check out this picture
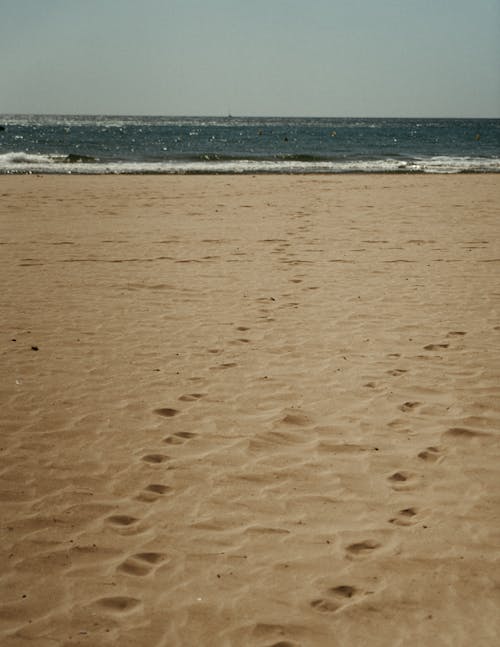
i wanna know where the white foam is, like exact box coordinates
[0,152,498,175]
[0,152,56,165]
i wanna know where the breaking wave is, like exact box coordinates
[0,150,499,174]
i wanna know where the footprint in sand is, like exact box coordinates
[178,393,205,402]
[144,483,171,494]
[135,483,172,502]
[95,596,141,613]
[310,584,365,613]
[252,623,296,645]
[346,540,381,557]
[443,427,490,440]
[387,470,419,490]
[329,585,357,598]
[423,343,449,351]
[399,401,421,412]
[417,446,443,462]
[210,362,238,370]
[280,409,312,426]
[164,431,198,445]
[141,453,170,464]
[245,525,290,536]
[106,514,139,527]
[389,507,418,526]
[387,369,408,376]
[117,552,167,576]
[154,407,180,417]
[106,514,145,535]
[310,598,340,613]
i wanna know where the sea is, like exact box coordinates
[0,114,499,175]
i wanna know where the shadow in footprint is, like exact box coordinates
[444,427,489,439]
[310,585,361,614]
[141,454,170,464]
[280,411,312,426]
[346,540,380,556]
[423,344,449,351]
[399,401,421,412]
[178,393,205,402]
[118,560,150,576]
[164,431,198,445]
[387,471,418,490]
[418,446,442,462]
[388,471,409,482]
[95,596,141,613]
[154,408,180,417]
[136,484,172,502]
[389,507,418,526]
[107,515,139,527]
[145,484,171,494]
[328,585,357,599]
[118,552,167,576]
[310,598,339,613]
[210,362,238,370]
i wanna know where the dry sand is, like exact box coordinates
[1,174,499,647]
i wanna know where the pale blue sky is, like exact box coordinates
[1,0,499,117]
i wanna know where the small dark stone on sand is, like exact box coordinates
[31,346,39,351]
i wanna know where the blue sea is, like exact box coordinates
[0,114,499,174]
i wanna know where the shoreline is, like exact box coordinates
[2,170,500,175]
[1,170,499,182]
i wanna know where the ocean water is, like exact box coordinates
[0,114,499,174]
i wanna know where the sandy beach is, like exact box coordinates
[1,173,499,647]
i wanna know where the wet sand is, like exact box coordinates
[1,174,499,646]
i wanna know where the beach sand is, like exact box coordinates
[1,174,499,647]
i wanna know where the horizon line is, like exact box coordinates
[1,112,499,120]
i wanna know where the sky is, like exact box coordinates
[1,0,499,117]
